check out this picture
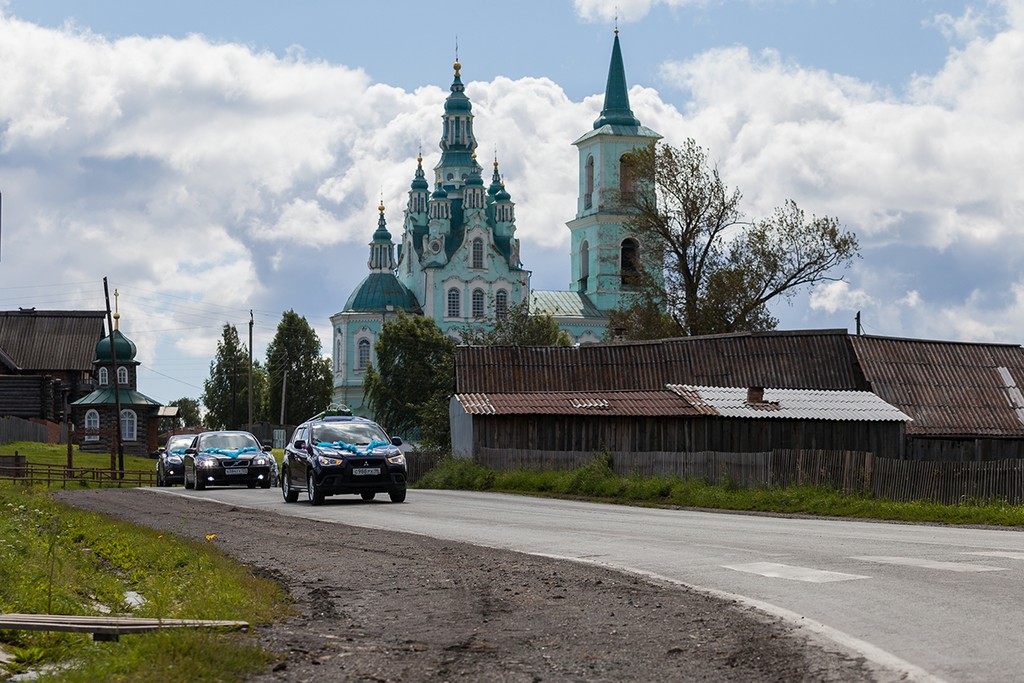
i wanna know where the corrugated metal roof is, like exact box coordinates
[666,385,912,422]
[455,329,862,393]
[71,387,163,407]
[850,335,1024,437]
[0,310,106,372]
[454,391,701,416]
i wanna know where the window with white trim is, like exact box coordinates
[447,288,461,318]
[357,338,371,370]
[120,409,137,441]
[495,290,509,320]
[472,238,484,269]
[117,366,129,385]
[84,409,100,441]
[98,367,108,386]
[471,289,485,318]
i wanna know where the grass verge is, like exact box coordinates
[0,483,290,682]
[414,454,1024,527]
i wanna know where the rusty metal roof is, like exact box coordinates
[455,329,863,394]
[454,391,700,416]
[667,385,912,422]
[849,335,1024,437]
[455,329,1024,438]
[0,310,106,372]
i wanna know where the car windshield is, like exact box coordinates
[312,422,389,446]
[199,433,260,452]
[166,436,193,451]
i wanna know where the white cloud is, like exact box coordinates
[574,0,711,23]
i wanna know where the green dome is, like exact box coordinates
[94,328,137,363]
[344,273,422,314]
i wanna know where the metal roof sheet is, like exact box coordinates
[529,291,606,320]
[454,390,700,416]
[666,385,912,422]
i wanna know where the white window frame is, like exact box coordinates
[84,409,100,441]
[117,366,129,385]
[120,409,137,442]
[97,367,108,386]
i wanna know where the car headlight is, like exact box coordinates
[198,459,219,468]
[167,455,182,464]
[316,455,344,466]
[386,453,406,467]
[253,457,267,465]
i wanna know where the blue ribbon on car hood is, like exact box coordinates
[315,439,390,456]
[200,446,259,459]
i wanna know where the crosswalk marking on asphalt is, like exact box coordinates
[723,562,869,583]
[852,556,1008,572]
[962,551,1024,561]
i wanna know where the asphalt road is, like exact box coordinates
[156,487,1024,682]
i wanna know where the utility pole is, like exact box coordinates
[248,310,254,432]
[279,369,288,425]
[855,311,862,336]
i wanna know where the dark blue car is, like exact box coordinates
[281,406,407,505]
[183,431,276,490]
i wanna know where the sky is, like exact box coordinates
[1,0,1021,407]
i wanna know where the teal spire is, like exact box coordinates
[594,30,641,129]
[372,199,391,242]
[435,58,478,188]
[487,155,503,199]
[410,152,429,191]
[368,200,396,273]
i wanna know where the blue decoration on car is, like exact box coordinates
[201,447,259,459]
[316,439,390,455]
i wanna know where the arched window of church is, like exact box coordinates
[472,289,485,319]
[117,366,129,385]
[579,240,590,292]
[120,409,137,442]
[495,290,509,320]
[98,367,108,386]
[472,238,484,269]
[84,409,100,442]
[357,339,371,370]
[584,155,594,209]
[620,154,636,203]
[620,238,639,286]
[447,288,461,318]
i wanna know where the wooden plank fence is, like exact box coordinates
[475,447,1024,505]
[0,416,48,445]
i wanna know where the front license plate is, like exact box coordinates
[352,467,381,476]
[224,467,247,475]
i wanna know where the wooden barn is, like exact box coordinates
[0,309,107,424]
[451,385,909,460]
[452,329,1024,462]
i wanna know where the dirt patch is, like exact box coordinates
[54,488,879,682]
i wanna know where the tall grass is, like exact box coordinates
[0,483,290,681]
[415,455,1024,527]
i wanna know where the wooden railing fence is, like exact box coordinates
[0,455,155,488]
[475,447,1024,505]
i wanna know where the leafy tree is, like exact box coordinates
[364,313,455,449]
[160,397,202,432]
[265,310,332,426]
[604,295,682,342]
[458,299,572,347]
[202,324,250,430]
[617,139,859,337]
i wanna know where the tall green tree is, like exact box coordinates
[202,323,250,430]
[364,313,455,449]
[458,299,572,347]
[617,139,859,338]
[265,310,332,426]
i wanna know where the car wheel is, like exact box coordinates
[361,492,376,501]
[156,468,164,487]
[282,470,298,503]
[195,471,206,490]
[184,466,194,490]
[388,488,407,503]
[307,471,324,506]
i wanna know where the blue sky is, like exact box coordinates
[0,0,1020,407]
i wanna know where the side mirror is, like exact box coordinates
[391,436,403,446]
[262,445,273,452]
[294,439,306,450]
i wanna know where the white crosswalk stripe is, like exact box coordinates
[852,556,1007,572]
[724,562,869,583]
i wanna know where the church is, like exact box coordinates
[331,32,661,414]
